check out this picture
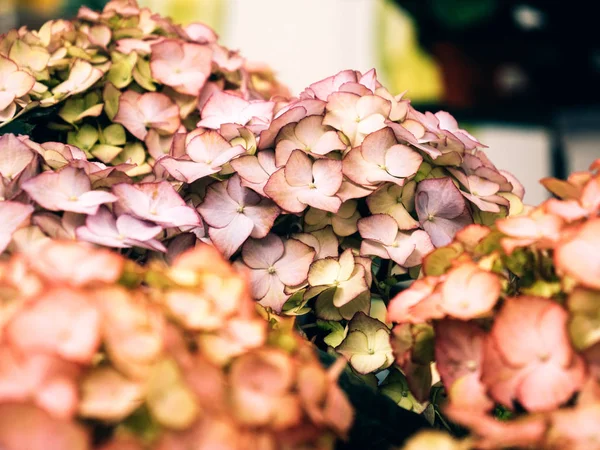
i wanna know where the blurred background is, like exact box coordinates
[3,0,599,204]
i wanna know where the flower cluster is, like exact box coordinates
[386,159,600,449]
[0,0,527,441]
[0,240,353,450]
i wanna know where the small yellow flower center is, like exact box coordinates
[308,182,316,189]
[68,195,78,201]
[267,266,276,274]
[427,214,435,221]
[466,360,477,372]
[236,205,245,213]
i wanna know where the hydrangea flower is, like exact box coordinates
[197,175,280,258]
[482,297,586,412]
[264,150,343,214]
[240,234,315,312]
[22,166,118,215]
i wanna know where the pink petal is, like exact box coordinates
[198,91,249,129]
[0,201,34,253]
[273,238,315,286]
[296,188,342,213]
[208,213,254,258]
[284,150,313,187]
[263,168,305,213]
[357,214,398,245]
[384,144,422,178]
[197,180,239,228]
[242,234,285,269]
[312,158,343,196]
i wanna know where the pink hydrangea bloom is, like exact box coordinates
[358,214,433,267]
[343,127,422,188]
[197,175,280,258]
[150,39,212,96]
[264,150,343,214]
[482,297,586,412]
[76,206,166,252]
[159,130,246,184]
[240,234,315,313]
[113,90,180,140]
[22,166,117,215]
[112,181,201,228]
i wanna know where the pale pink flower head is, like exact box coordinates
[229,149,277,197]
[343,127,422,188]
[0,201,34,253]
[482,296,586,412]
[197,175,280,258]
[554,218,600,290]
[159,130,246,184]
[358,214,434,267]
[304,200,360,237]
[113,90,181,140]
[415,177,473,247]
[323,92,391,147]
[264,150,343,214]
[150,39,212,96]
[33,211,84,241]
[545,175,600,221]
[112,181,201,228]
[22,166,117,215]
[240,234,315,313]
[76,206,166,252]
[198,91,274,134]
[440,261,501,320]
[300,70,361,100]
[0,55,35,114]
[435,320,493,412]
[275,115,346,166]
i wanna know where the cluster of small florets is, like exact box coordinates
[0,240,353,450]
[386,159,600,449]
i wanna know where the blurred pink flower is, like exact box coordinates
[358,214,433,267]
[198,91,274,133]
[482,297,586,412]
[0,201,34,253]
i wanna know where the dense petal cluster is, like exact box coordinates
[0,241,353,449]
[387,159,600,449]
